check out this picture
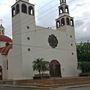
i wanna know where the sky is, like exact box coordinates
[0,0,90,42]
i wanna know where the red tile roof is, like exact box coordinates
[0,35,12,42]
[0,45,12,55]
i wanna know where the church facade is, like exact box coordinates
[0,0,78,80]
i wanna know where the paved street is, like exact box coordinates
[0,85,49,90]
[0,85,90,90]
[54,85,90,90]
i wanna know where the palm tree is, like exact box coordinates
[32,58,49,75]
[33,58,43,75]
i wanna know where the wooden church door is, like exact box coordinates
[49,60,62,77]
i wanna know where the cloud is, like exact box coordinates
[0,0,90,42]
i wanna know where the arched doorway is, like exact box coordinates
[0,66,2,80]
[49,60,62,77]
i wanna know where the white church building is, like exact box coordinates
[0,0,78,80]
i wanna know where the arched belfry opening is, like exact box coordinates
[66,17,70,25]
[59,7,63,14]
[28,6,34,16]
[65,6,69,13]
[61,18,65,26]
[16,4,20,14]
[0,66,2,80]
[12,7,16,17]
[70,19,74,26]
[21,4,27,14]
[49,60,62,77]
[56,20,60,28]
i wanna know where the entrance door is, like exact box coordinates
[49,60,61,77]
[0,66,2,80]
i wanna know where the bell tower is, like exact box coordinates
[0,24,4,35]
[10,0,36,79]
[56,0,74,28]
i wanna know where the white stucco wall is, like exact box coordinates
[8,0,78,80]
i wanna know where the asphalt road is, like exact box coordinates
[0,85,90,90]
[54,85,90,90]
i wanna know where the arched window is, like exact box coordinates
[28,6,34,16]
[56,20,60,28]
[12,7,15,17]
[22,4,27,13]
[70,19,74,26]
[65,6,69,13]
[59,7,63,14]
[16,4,20,14]
[61,18,65,26]
[66,18,70,25]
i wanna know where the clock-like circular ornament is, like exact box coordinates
[48,34,58,48]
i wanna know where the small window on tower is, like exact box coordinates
[27,37,30,40]
[27,26,30,29]
[22,4,27,14]
[72,52,74,55]
[28,48,31,51]
[70,35,72,38]
[71,43,73,46]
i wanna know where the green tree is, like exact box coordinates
[79,62,90,73]
[77,41,90,73]
[77,41,90,62]
[32,58,49,75]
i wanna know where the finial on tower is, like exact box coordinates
[60,0,66,4]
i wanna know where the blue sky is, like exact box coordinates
[0,0,90,42]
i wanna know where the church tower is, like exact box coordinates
[10,0,36,79]
[0,24,4,35]
[55,0,78,77]
[12,0,35,49]
[56,0,74,28]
